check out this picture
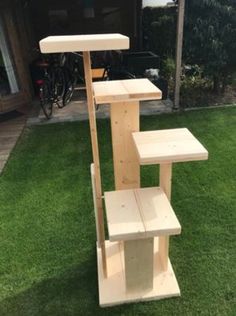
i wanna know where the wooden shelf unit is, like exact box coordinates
[39,33,208,308]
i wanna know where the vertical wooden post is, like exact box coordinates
[124,238,154,292]
[159,163,172,270]
[174,0,185,109]
[110,101,140,190]
[83,51,107,277]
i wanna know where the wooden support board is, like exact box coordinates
[110,101,140,190]
[104,187,181,241]
[97,238,180,307]
[93,78,162,104]
[159,163,172,271]
[132,128,208,165]
[83,51,107,277]
[124,238,154,292]
[90,163,101,246]
[39,33,129,53]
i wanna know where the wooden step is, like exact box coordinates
[104,187,181,242]
[40,33,129,53]
[93,78,162,104]
[132,128,208,165]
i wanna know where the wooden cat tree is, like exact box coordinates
[40,34,208,307]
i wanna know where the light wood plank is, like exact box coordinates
[93,78,162,104]
[159,236,169,271]
[160,163,172,201]
[90,163,101,247]
[124,238,154,293]
[104,189,145,241]
[110,101,140,190]
[83,51,107,278]
[105,187,181,241]
[40,33,129,53]
[159,163,172,271]
[132,128,208,164]
[134,187,181,238]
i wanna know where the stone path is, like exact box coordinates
[27,90,173,126]
[0,112,26,174]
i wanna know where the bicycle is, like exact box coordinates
[62,52,84,106]
[36,53,66,119]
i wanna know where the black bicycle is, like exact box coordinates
[62,52,84,106]
[36,52,84,119]
[37,54,66,118]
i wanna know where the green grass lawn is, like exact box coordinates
[0,107,236,316]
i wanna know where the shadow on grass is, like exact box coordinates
[0,252,135,316]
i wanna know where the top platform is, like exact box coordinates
[39,33,129,53]
[93,78,162,104]
[132,128,208,165]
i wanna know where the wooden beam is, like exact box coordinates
[159,163,172,271]
[174,0,185,109]
[124,238,154,292]
[110,101,140,190]
[83,51,107,278]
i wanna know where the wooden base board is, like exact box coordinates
[97,238,180,307]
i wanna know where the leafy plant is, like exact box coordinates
[184,0,236,93]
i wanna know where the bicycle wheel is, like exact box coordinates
[40,79,53,119]
[54,68,66,108]
[63,75,76,106]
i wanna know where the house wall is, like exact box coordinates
[29,0,142,50]
[0,0,33,113]
[0,0,143,113]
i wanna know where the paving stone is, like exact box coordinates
[0,113,25,174]
[28,98,173,126]
[0,160,6,172]
[0,154,9,161]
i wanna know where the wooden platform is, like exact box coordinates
[132,128,208,165]
[93,79,162,104]
[104,187,181,241]
[97,238,180,307]
[39,33,129,53]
